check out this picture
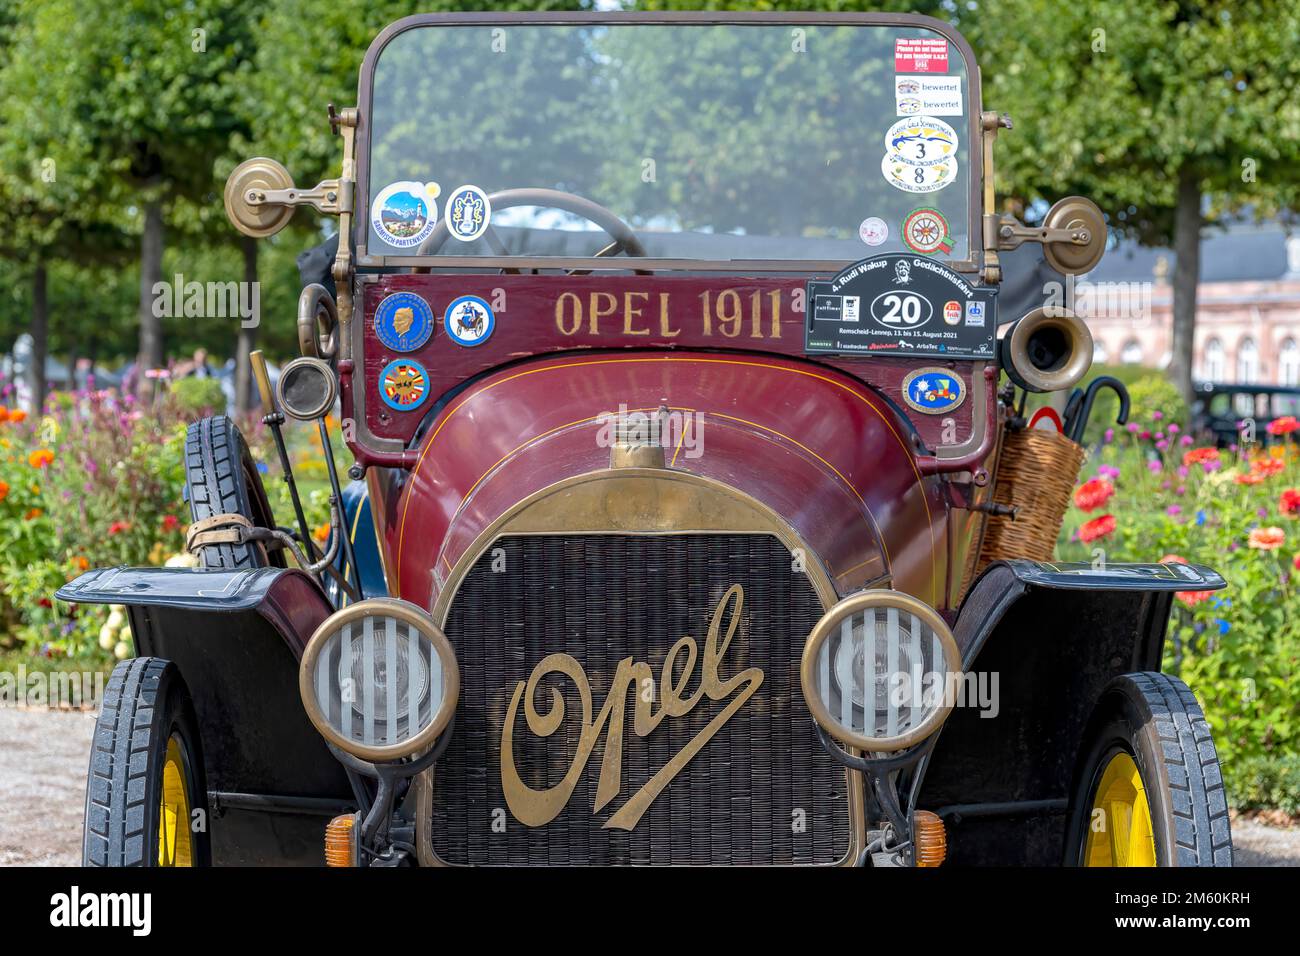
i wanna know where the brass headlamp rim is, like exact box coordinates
[799,589,961,754]
[299,597,460,763]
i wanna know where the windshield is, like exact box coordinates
[361,18,976,267]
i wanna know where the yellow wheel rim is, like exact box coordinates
[158,735,194,867]
[1083,751,1156,867]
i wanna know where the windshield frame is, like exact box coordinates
[354,10,985,275]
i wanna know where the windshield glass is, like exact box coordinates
[363,20,975,265]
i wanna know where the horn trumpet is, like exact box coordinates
[999,307,1093,393]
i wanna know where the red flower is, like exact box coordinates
[1234,472,1266,485]
[1252,458,1284,477]
[161,514,180,532]
[1182,447,1220,467]
[1078,514,1117,543]
[108,521,131,535]
[1073,478,1115,512]
[1267,416,1300,436]
[1282,489,1300,516]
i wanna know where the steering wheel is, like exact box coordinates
[414,187,649,275]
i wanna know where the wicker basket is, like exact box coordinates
[975,426,1087,573]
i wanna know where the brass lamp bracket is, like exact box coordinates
[244,179,352,216]
[994,216,1092,252]
[978,111,1013,286]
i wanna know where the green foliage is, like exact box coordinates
[1232,754,1300,816]
[1127,374,1188,431]
[967,0,1300,243]
[170,377,227,417]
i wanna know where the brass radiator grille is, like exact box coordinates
[431,533,850,865]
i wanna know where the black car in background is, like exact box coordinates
[1192,381,1300,446]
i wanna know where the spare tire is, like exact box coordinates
[184,415,283,569]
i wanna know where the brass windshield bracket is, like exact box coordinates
[978,111,1012,285]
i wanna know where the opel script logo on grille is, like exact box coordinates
[500,584,763,831]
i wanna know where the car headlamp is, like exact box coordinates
[800,590,960,753]
[299,598,459,762]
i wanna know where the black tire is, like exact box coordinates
[84,658,211,866]
[185,415,282,569]
[1065,672,1232,867]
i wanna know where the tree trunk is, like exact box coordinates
[235,235,258,417]
[30,262,48,414]
[137,198,165,396]
[1169,167,1202,406]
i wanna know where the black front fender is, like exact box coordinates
[58,567,352,865]
[917,559,1225,865]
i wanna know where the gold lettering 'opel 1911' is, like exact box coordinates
[60,10,1232,868]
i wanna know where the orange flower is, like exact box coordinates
[0,407,9,423]
[1282,489,1300,516]
[1234,472,1266,485]
[72,556,89,571]
[1251,458,1284,477]
[1158,554,1214,606]
[1267,416,1300,436]
[1073,478,1115,512]
[0,480,8,503]
[24,508,42,520]
[8,409,24,423]
[1078,514,1117,543]
[312,523,331,544]
[1182,447,1220,467]
[27,448,53,468]
[1248,527,1286,550]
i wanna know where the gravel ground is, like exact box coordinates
[0,708,96,866]
[1,706,1297,867]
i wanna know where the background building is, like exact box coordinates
[1084,223,1300,385]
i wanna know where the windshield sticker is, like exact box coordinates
[446,185,492,242]
[881,116,959,194]
[884,116,958,165]
[881,155,957,194]
[859,217,889,246]
[902,208,953,255]
[371,181,440,249]
[444,295,495,347]
[895,75,963,116]
[379,358,429,411]
[901,367,966,415]
[805,253,997,359]
[895,37,949,73]
[374,291,435,353]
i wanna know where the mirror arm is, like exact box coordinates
[995,217,1095,252]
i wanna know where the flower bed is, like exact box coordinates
[1058,399,1300,812]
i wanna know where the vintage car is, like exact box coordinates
[60,10,1231,868]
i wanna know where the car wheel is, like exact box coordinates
[185,415,283,569]
[84,658,211,866]
[1064,672,1232,866]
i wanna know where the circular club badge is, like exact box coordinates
[883,116,959,167]
[444,295,495,347]
[379,358,429,412]
[374,291,435,352]
[902,207,953,255]
[901,367,966,416]
[445,185,492,243]
[859,216,889,246]
[371,181,440,249]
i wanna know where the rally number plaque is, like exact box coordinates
[805,254,997,360]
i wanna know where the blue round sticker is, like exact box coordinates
[901,367,966,415]
[444,295,495,347]
[378,358,429,412]
[374,292,434,353]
